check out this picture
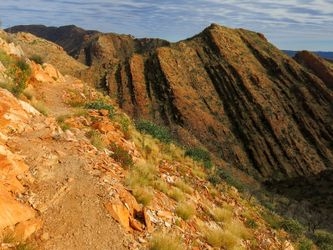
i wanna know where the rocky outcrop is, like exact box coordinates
[8,24,333,182]
[294,50,333,90]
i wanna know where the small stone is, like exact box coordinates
[138,237,147,243]
[164,221,171,228]
[41,232,50,241]
[99,109,109,116]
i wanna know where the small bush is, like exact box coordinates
[245,218,258,229]
[202,226,239,248]
[210,207,233,223]
[86,130,105,150]
[261,211,281,229]
[149,233,184,250]
[125,162,156,188]
[109,142,133,168]
[132,187,153,206]
[136,120,173,143]
[209,168,245,191]
[174,179,193,194]
[298,238,315,250]
[85,99,114,118]
[29,54,43,65]
[175,202,196,220]
[185,147,212,169]
[279,218,304,240]
[313,230,333,250]
[31,100,48,116]
[153,179,169,194]
[168,187,185,201]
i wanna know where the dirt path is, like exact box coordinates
[6,79,132,249]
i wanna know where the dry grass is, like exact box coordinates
[149,233,184,250]
[86,129,105,150]
[125,161,156,188]
[153,179,169,194]
[210,206,233,223]
[201,225,241,249]
[226,219,251,240]
[167,187,185,202]
[31,100,48,116]
[174,179,194,194]
[175,202,196,220]
[132,186,154,206]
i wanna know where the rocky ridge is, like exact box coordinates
[9,24,332,182]
[0,29,300,249]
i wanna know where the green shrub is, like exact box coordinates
[135,120,172,143]
[209,168,245,191]
[85,99,114,118]
[245,218,258,229]
[298,238,314,250]
[109,142,133,168]
[279,218,304,240]
[313,230,333,250]
[29,54,43,65]
[185,147,212,169]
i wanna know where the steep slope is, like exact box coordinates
[294,50,333,90]
[1,31,301,249]
[7,24,333,183]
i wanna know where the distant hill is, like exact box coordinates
[283,50,333,60]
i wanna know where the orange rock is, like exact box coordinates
[129,217,143,232]
[105,202,130,231]
[157,210,173,219]
[14,218,43,241]
[99,109,109,117]
[117,187,141,216]
[0,190,35,229]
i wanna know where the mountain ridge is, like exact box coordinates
[7,24,333,182]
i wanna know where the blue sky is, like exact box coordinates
[0,0,332,51]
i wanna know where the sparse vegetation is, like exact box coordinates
[202,226,239,248]
[149,233,184,250]
[210,206,233,223]
[109,142,133,168]
[86,129,105,150]
[125,161,156,188]
[56,115,71,131]
[132,186,153,206]
[279,218,304,240]
[136,119,173,143]
[185,147,212,169]
[175,202,196,220]
[167,187,185,201]
[31,100,48,115]
[0,50,31,96]
[85,99,114,118]
[29,54,43,65]
[174,179,193,194]
[313,230,333,250]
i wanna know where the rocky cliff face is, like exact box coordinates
[8,24,333,182]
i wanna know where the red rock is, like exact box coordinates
[105,202,130,231]
[14,218,43,240]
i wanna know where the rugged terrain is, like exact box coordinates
[8,24,333,182]
[1,24,333,249]
[0,28,307,249]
